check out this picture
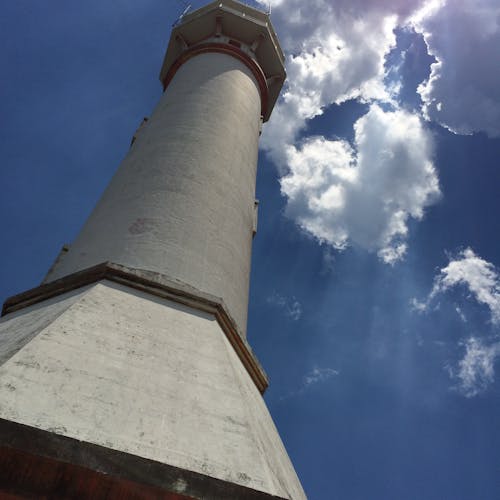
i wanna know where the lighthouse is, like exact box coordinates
[0,1,306,498]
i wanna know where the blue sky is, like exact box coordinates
[1,1,500,499]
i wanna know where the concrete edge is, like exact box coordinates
[1,262,269,394]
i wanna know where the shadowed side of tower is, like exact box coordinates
[0,1,306,498]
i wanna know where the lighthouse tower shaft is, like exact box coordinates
[43,0,285,340]
[0,1,306,499]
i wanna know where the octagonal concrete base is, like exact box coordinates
[0,280,306,499]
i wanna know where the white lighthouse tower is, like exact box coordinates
[0,1,306,498]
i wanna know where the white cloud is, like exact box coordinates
[450,337,500,397]
[280,366,339,400]
[413,248,500,396]
[303,367,339,387]
[280,104,440,263]
[427,248,500,324]
[455,306,467,323]
[259,0,419,164]
[412,248,500,322]
[413,0,500,137]
[257,0,500,262]
[253,1,444,262]
[410,297,428,313]
[267,292,302,320]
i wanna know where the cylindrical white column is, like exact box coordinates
[49,52,262,336]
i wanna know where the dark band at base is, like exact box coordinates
[0,418,285,500]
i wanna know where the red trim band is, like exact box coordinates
[161,42,269,119]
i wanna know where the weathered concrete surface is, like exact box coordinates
[0,286,88,366]
[4,262,269,393]
[45,52,262,337]
[0,281,306,499]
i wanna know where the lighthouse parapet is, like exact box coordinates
[160,0,286,122]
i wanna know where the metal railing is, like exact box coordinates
[174,0,272,25]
